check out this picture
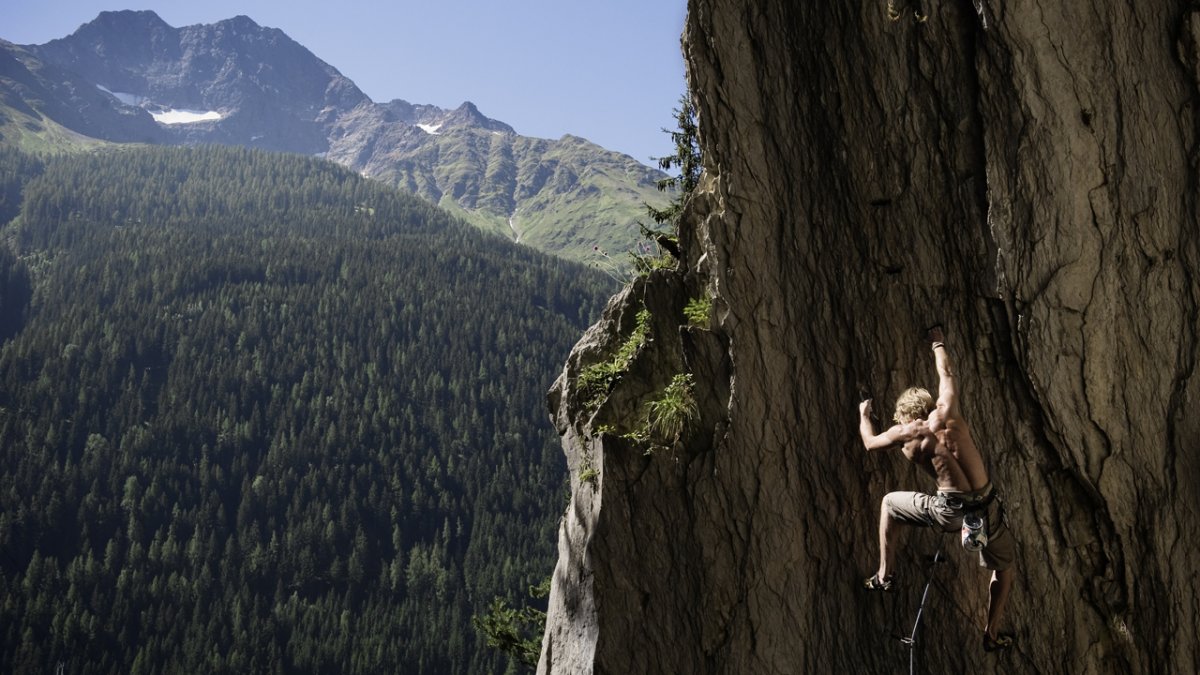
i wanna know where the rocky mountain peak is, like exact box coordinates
[215,15,263,31]
[437,101,514,134]
[74,9,174,38]
[27,12,368,153]
[42,10,178,83]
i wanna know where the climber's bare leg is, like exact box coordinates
[985,566,1014,637]
[876,500,899,579]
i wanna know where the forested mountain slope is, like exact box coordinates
[0,144,610,674]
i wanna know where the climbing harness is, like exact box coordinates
[899,544,943,675]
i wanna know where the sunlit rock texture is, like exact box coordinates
[540,1,1200,673]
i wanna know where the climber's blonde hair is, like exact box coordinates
[893,387,934,423]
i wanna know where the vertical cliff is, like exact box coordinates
[540,1,1199,674]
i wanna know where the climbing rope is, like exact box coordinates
[899,544,944,675]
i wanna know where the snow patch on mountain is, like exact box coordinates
[96,84,223,125]
[152,109,223,124]
[417,123,442,135]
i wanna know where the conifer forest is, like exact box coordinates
[0,145,611,673]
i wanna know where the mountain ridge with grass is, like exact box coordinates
[1,11,669,264]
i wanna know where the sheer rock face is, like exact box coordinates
[541,1,1199,674]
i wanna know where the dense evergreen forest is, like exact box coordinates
[0,144,611,673]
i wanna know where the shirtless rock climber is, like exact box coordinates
[857,327,1016,652]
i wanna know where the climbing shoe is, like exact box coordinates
[863,573,894,592]
[983,633,1014,652]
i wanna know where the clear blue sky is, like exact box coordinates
[4,1,688,165]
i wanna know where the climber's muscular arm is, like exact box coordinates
[928,326,959,417]
[859,399,912,451]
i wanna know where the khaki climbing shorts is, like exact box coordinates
[883,490,1016,571]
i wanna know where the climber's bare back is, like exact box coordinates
[893,404,988,492]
